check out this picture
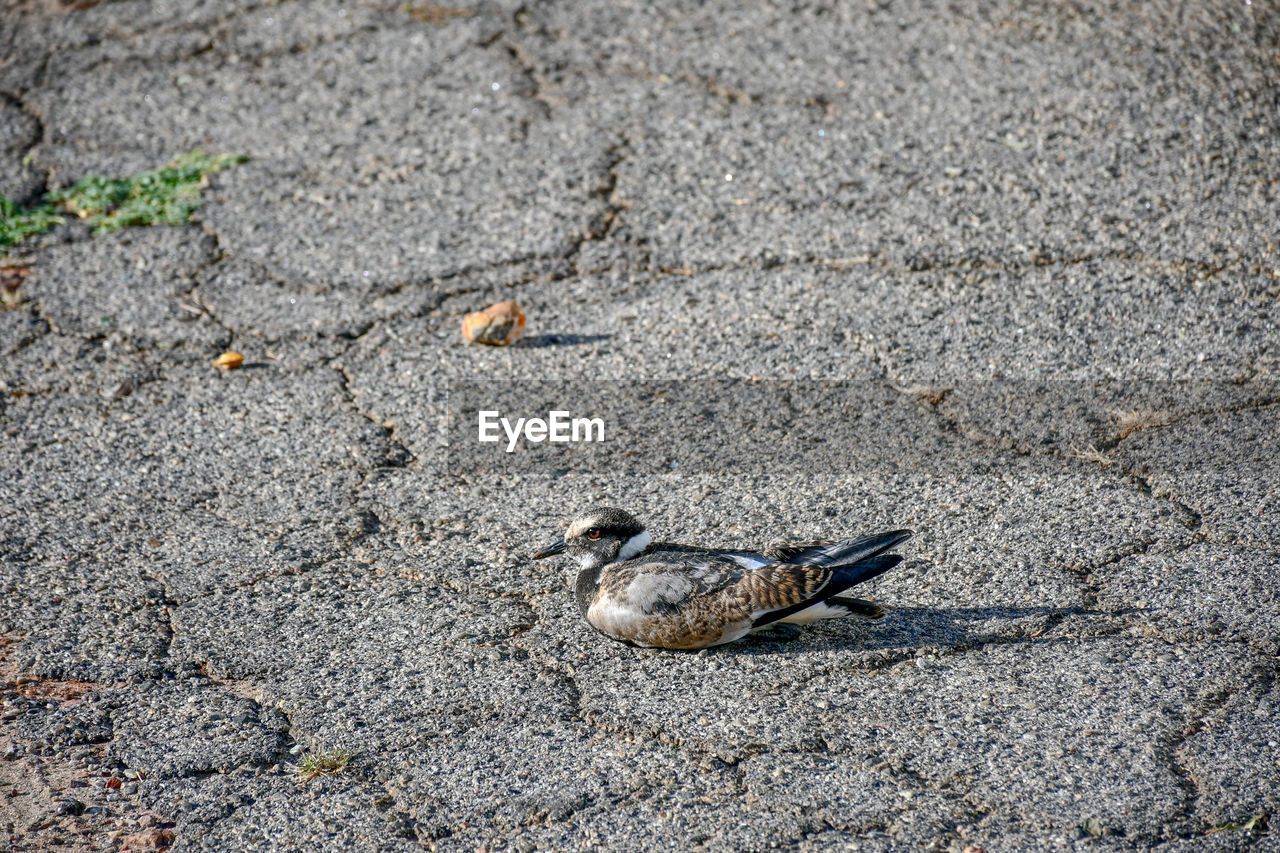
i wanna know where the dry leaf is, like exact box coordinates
[0,264,30,308]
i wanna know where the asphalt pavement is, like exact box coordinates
[1,1,1277,851]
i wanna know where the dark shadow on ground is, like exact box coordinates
[519,333,612,348]
[718,605,1135,658]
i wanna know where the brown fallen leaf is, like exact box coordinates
[0,264,30,308]
[462,300,525,346]
[211,351,244,369]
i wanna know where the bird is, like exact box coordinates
[531,506,912,650]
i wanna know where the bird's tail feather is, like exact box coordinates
[751,553,903,628]
[776,529,912,568]
[824,596,887,619]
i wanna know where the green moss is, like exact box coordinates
[0,196,63,249]
[0,151,248,250]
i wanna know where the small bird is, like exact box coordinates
[531,507,912,650]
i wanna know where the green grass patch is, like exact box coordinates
[0,151,248,250]
[296,747,353,783]
[0,196,64,249]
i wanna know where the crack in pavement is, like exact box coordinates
[331,357,417,474]
[0,56,51,162]
[498,32,562,142]
[562,138,630,276]
[893,386,1279,588]
[0,90,48,191]
[1144,660,1278,845]
[1067,538,1161,608]
[1120,470,1204,534]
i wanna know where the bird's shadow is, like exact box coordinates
[519,333,612,348]
[716,605,1132,658]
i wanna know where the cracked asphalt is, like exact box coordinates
[2,1,1278,851]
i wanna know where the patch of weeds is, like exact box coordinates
[297,747,353,783]
[0,196,63,249]
[49,151,249,235]
[0,151,248,250]
[1112,408,1175,442]
[1207,813,1269,836]
[1067,444,1113,467]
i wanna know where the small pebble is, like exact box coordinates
[56,798,86,816]
[461,300,525,346]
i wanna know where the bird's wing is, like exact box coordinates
[761,529,912,567]
[749,554,901,628]
[759,540,826,562]
[587,552,752,648]
[597,551,749,615]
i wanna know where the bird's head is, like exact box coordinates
[531,506,651,570]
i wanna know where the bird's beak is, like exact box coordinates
[531,537,567,561]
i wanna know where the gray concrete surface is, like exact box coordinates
[1,1,1278,851]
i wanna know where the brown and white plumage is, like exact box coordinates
[531,507,912,650]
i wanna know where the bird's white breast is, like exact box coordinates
[587,597,644,636]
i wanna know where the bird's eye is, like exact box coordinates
[587,528,601,540]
